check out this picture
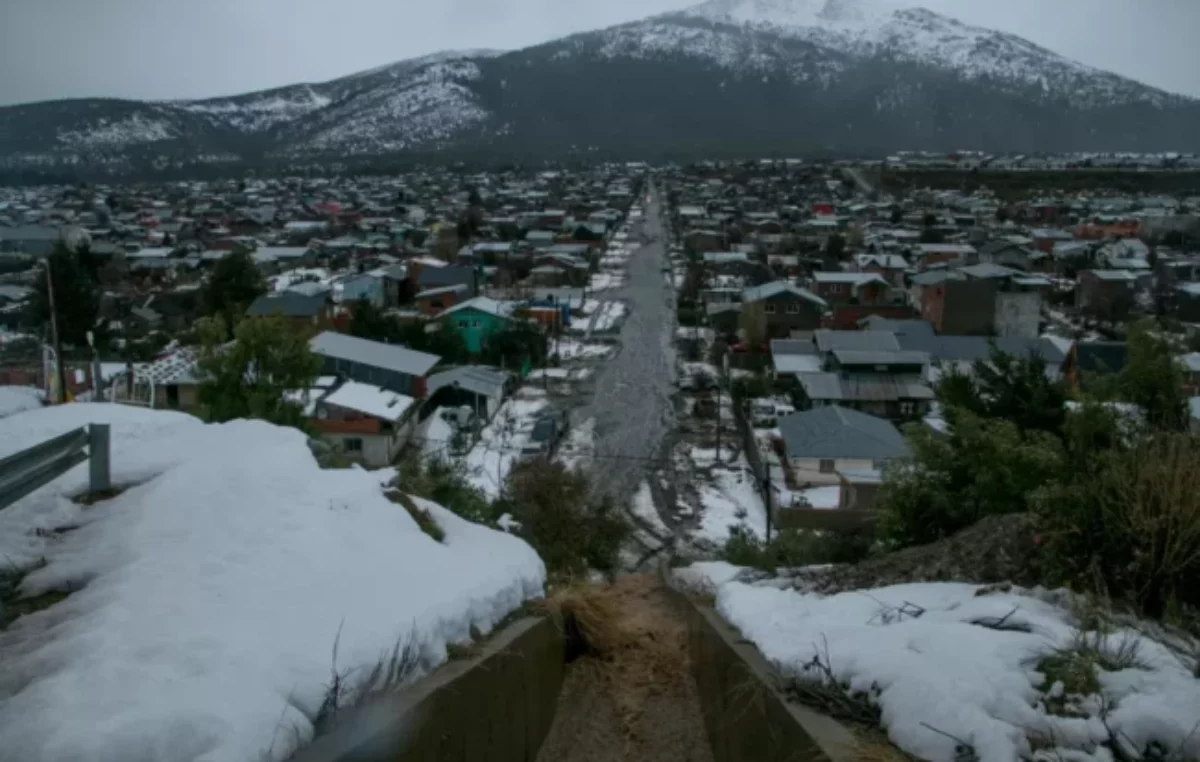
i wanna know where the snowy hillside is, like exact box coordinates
[3,2,1200,172]
[671,0,1181,108]
[0,404,544,761]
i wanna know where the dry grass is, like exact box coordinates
[850,735,919,762]
[535,575,690,744]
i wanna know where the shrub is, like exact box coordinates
[393,454,494,525]
[722,526,872,573]
[877,410,1064,547]
[1035,433,1200,618]
[503,460,629,577]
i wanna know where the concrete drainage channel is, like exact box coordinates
[291,578,853,762]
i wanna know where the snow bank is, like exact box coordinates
[717,582,1200,762]
[0,404,544,762]
[0,386,43,419]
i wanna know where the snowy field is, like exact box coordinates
[682,567,1200,762]
[0,385,43,419]
[0,404,544,762]
[463,396,549,499]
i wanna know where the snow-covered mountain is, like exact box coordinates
[1,2,1197,176]
[669,0,1171,108]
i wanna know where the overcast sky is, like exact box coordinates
[2,0,1197,105]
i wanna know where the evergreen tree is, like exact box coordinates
[26,241,104,348]
[201,248,266,331]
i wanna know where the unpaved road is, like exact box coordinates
[534,576,713,762]
[581,181,678,504]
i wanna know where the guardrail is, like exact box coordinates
[0,424,110,511]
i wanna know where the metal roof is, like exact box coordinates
[814,330,900,353]
[310,331,441,377]
[742,281,827,308]
[832,350,929,367]
[426,366,510,398]
[777,405,911,460]
[247,291,326,318]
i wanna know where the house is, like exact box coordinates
[917,274,1041,338]
[437,297,516,354]
[852,253,908,287]
[777,405,911,486]
[425,366,512,422]
[976,240,1047,271]
[1174,283,1200,322]
[309,331,440,397]
[340,272,385,307]
[740,281,827,339]
[246,291,331,332]
[810,272,891,305]
[112,349,201,411]
[415,284,470,315]
[1076,270,1137,319]
[414,264,477,300]
[312,381,418,467]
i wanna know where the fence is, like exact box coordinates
[0,424,111,511]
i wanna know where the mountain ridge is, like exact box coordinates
[2,0,1198,176]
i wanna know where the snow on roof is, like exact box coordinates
[437,296,515,320]
[322,380,414,421]
[0,403,543,761]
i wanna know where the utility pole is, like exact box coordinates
[44,257,67,404]
[764,460,773,544]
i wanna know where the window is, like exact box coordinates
[786,304,799,314]
[344,438,363,453]
[763,304,776,314]
[819,459,836,474]
[471,320,481,328]
[457,320,469,328]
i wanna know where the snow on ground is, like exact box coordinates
[712,580,1200,762]
[0,385,44,419]
[797,485,841,509]
[464,397,548,499]
[269,267,333,293]
[696,458,767,546]
[630,481,670,538]
[556,417,596,470]
[589,272,624,292]
[0,404,544,762]
[419,407,456,460]
[554,338,614,362]
[590,301,628,333]
[526,368,571,380]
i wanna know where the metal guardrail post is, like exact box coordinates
[89,424,111,493]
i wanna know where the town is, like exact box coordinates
[2,155,1200,762]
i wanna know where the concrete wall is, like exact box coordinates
[291,616,564,762]
[681,595,855,762]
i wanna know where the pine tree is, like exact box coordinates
[26,241,104,348]
[201,248,266,331]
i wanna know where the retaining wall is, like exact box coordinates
[681,594,856,762]
[291,615,564,762]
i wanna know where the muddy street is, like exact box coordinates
[580,182,678,504]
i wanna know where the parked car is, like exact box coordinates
[521,409,569,457]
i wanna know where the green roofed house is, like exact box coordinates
[437,297,515,354]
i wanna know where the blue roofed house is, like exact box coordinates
[339,271,385,307]
[777,405,911,487]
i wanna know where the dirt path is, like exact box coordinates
[535,576,714,762]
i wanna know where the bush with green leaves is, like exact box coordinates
[195,315,321,430]
[392,453,494,525]
[876,409,1064,547]
[722,525,873,573]
[1035,432,1200,618]
[501,460,629,578]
